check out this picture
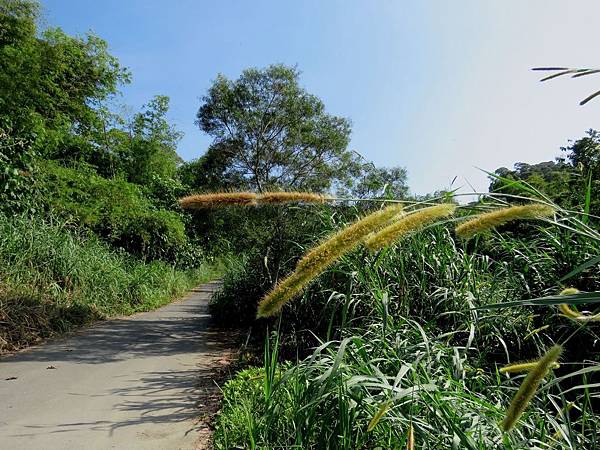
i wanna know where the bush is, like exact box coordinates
[213,316,598,449]
[209,203,337,326]
[35,160,189,262]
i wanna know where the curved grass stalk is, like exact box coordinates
[501,344,563,432]
[455,204,555,240]
[257,205,403,318]
[364,204,456,252]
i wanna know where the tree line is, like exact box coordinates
[1,0,597,266]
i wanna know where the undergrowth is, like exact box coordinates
[208,188,600,449]
[0,214,223,353]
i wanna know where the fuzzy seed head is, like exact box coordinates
[367,401,391,432]
[257,271,314,318]
[501,344,563,432]
[455,204,555,240]
[257,205,403,317]
[295,204,404,272]
[257,191,328,204]
[556,288,600,321]
[560,288,580,296]
[407,423,415,450]
[500,361,560,374]
[365,204,456,252]
[179,192,258,209]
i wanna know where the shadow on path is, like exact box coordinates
[0,280,236,450]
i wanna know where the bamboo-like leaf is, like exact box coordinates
[476,291,600,310]
[540,69,579,82]
[559,255,600,282]
[572,69,600,78]
[580,89,600,105]
[531,67,570,71]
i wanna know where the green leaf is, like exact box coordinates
[559,255,600,282]
[476,291,600,310]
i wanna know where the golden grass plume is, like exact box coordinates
[500,361,560,374]
[257,204,403,317]
[557,287,600,321]
[407,423,415,450]
[501,344,563,432]
[455,204,555,240]
[364,204,456,252]
[257,191,328,204]
[367,401,391,432]
[179,192,257,209]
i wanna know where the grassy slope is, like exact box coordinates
[0,215,223,353]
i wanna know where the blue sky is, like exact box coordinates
[42,0,600,195]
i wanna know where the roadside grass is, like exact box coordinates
[0,215,224,353]
[210,190,600,448]
[214,318,598,449]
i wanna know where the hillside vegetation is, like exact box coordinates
[0,1,220,352]
[2,1,599,447]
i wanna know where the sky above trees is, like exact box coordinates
[42,0,600,195]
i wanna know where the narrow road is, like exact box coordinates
[0,281,230,450]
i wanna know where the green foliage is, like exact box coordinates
[0,124,37,213]
[209,203,355,327]
[196,64,360,192]
[0,214,221,353]
[214,317,597,449]
[212,193,600,448]
[0,0,129,158]
[343,164,409,199]
[490,129,600,217]
[119,95,182,184]
[36,161,188,262]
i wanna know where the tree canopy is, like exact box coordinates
[196,64,360,192]
[490,129,600,216]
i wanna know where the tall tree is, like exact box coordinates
[0,0,129,158]
[347,165,409,199]
[196,64,358,192]
[124,95,182,184]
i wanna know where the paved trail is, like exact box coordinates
[0,281,230,450]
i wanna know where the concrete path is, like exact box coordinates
[0,281,230,450]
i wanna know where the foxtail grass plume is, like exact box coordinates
[407,423,414,450]
[179,192,257,209]
[367,401,391,432]
[455,204,555,240]
[557,287,600,321]
[257,191,328,204]
[500,361,560,374]
[257,205,403,317]
[364,204,456,252]
[501,344,563,432]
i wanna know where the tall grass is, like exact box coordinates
[210,187,600,448]
[0,215,222,353]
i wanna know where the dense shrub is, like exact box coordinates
[209,203,338,325]
[35,161,189,262]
